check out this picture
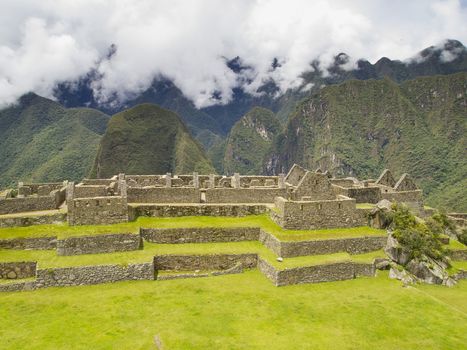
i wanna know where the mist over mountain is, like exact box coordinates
[54,40,466,135]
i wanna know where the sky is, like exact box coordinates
[0,0,466,108]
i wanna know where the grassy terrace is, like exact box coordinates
[0,214,385,240]
[446,239,467,251]
[1,271,466,349]
[0,240,386,269]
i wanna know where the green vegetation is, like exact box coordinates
[223,107,281,174]
[390,204,447,261]
[0,93,109,188]
[272,73,467,211]
[0,271,466,349]
[0,215,385,240]
[90,103,214,178]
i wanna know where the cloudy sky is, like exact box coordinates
[0,0,466,108]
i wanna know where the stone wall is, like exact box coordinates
[259,230,282,256]
[35,262,154,288]
[0,237,57,250]
[258,229,386,258]
[81,179,114,186]
[204,188,286,203]
[18,183,63,196]
[291,172,335,201]
[381,190,422,203]
[450,249,467,260]
[73,185,108,199]
[141,227,260,244]
[153,254,258,271]
[68,196,128,225]
[129,203,268,219]
[330,179,358,187]
[275,262,375,286]
[0,280,36,292]
[127,187,200,203]
[56,233,141,256]
[259,258,376,286]
[0,196,59,215]
[279,236,387,258]
[257,257,277,283]
[346,187,382,204]
[0,212,66,228]
[0,262,37,279]
[285,164,307,186]
[239,176,279,187]
[272,196,368,230]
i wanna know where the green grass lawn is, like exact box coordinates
[446,239,467,250]
[0,215,386,240]
[0,271,465,349]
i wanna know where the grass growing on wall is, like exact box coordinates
[0,271,466,349]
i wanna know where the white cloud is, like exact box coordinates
[0,0,466,109]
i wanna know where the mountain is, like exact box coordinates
[266,72,467,211]
[0,93,109,188]
[53,39,466,149]
[223,107,281,175]
[91,104,215,178]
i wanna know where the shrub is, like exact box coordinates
[458,229,467,246]
[390,204,446,261]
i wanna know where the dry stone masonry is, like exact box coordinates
[0,165,442,292]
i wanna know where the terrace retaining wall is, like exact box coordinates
[0,237,57,250]
[56,233,142,256]
[34,262,154,288]
[259,230,386,258]
[450,250,467,260]
[279,236,387,258]
[154,254,258,271]
[258,257,376,286]
[0,212,66,228]
[141,227,260,244]
[0,261,37,279]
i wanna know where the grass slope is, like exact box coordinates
[91,104,214,178]
[0,94,109,188]
[0,271,466,349]
[271,73,467,211]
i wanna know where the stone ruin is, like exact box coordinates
[0,165,425,229]
[0,165,465,292]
